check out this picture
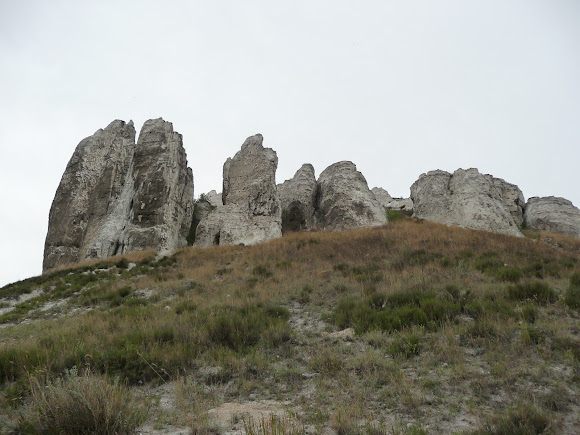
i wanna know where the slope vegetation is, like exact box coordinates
[1,218,579,433]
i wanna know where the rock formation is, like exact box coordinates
[371,187,413,212]
[43,118,194,271]
[524,197,580,238]
[278,164,317,231]
[371,187,393,209]
[194,134,281,247]
[386,198,413,212]
[410,168,522,237]
[204,190,223,207]
[486,176,526,226]
[315,161,387,231]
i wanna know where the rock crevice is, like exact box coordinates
[43,118,194,271]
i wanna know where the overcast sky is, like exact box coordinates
[1,0,579,287]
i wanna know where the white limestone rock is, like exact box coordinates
[43,118,194,271]
[315,161,387,231]
[371,187,393,209]
[487,176,526,226]
[386,198,413,212]
[410,168,522,237]
[204,190,223,207]
[278,164,317,231]
[194,134,281,247]
[372,187,413,212]
[524,197,580,238]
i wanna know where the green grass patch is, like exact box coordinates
[565,272,580,309]
[471,401,549,435]
[507,281,557,304]
[16,369,147,433]
[332,290,460,334]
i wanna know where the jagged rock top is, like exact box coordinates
[524,196,580,239]
[194,133,281,247]
[43,118,194,271]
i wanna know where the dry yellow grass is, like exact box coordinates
[1,219,579,433]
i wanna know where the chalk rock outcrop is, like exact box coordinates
[315,161,387,231]
[386,198,413,212]
[372,187,413,212]
[410,168,522,237]
[371,187,393,208]
[524,197,580,238]
[194,134,281,247]
[204,190,223,207]
[43,118,194,271]
[278,164,317,231]
[486,176,526,226]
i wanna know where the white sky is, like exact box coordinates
[1,0,579,287]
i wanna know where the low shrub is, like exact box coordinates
[495,266,523,282]
[520,304,537,323]
[386,209,406,222]
[252,265,273,278]
[391,248,439,271]
[332,290,459,334]
[564,272,580,309]
[17,369,147,434]
[116,257,130,269]
[296,285,312,304]
[507,281,557,304]
[472,402,549,435]
[206,305,290,351]
[387,334,421,358]
[474,252,503,273]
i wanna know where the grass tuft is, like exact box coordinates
[17,368,147,434]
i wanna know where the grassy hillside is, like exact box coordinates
[1,218,579,434]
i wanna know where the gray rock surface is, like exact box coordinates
[371,187,393,208]
[410,168,522,237]
[278,164,317,231]
[372,187,413,212]
[386,198,413,212]
[315,161,387,231]
[487,176,526,226]
[194,134,281,247]
[43,118,194,271]
[524,197,580,238]
[204,190,223,207]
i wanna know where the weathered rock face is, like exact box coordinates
[43,118,194,271]
[120,118,194,255]
[204,190,223,207]
[278,164,317,231]
[386,198,413,212]
[486,176,525,226]
[524,197,580,238]
[371,187,413,212]
[371,187,393,209]
[194,134,281,247]
[315,161,387,231]
[410,168,522,237]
